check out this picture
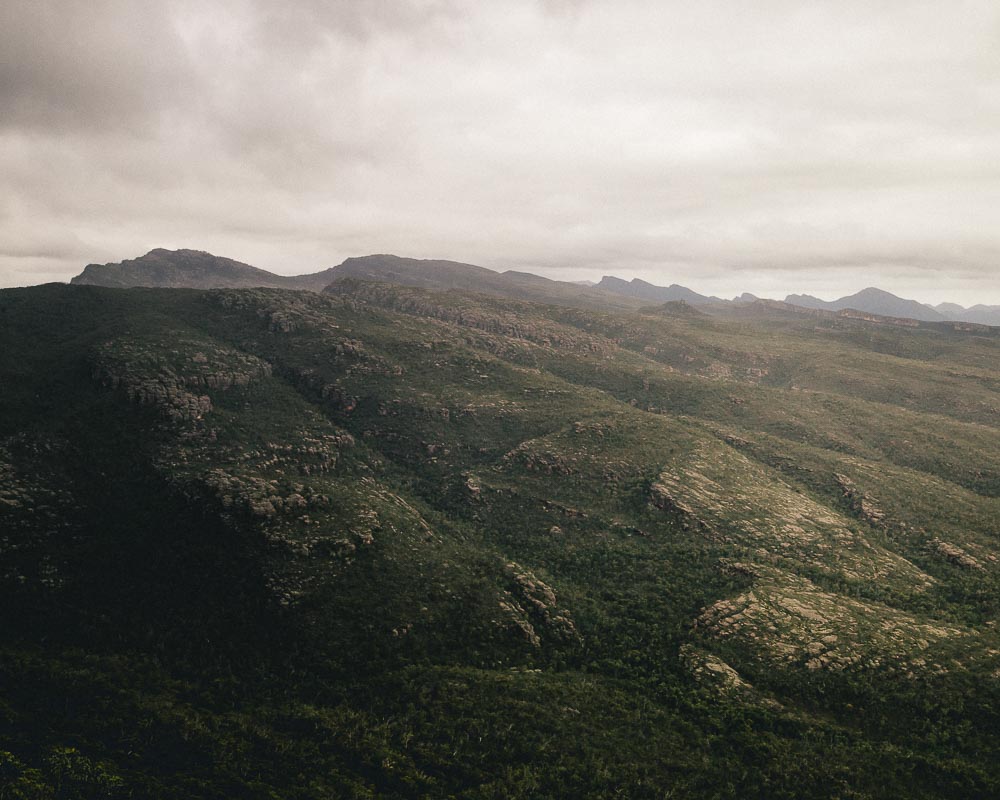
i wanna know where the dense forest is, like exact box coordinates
[1,279,998,798]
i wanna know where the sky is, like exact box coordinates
[2,0,1000,305]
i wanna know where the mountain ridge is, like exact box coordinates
[69,248,1000,325]
[596,274,723,305]
[71,249,647,312]
[783,287,946,322]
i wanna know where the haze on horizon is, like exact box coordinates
[2,0,999,306]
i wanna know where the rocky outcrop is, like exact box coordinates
[503,445,577,475]
[930,539,982,571]
[121,378,213,422]
[696,567,965,674]
[838,309,920,327]
[648,478,710,533]
[834,473,886,526]
[92,338,272,423]
[497,562,579,647]
[680,644,757,697]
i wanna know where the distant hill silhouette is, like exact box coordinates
[71,250,645,312]
[596,275,722,305]
[71,248,311,290]
[69,248,999,324]
[783,287,945,322]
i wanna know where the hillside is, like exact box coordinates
[1,281,999,798]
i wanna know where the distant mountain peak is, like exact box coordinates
[782,287,946,323]
[596,275,719,305]
[70,248,293,290]
[70,249,647,312]
[66,249,1000,326]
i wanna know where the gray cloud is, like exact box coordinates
[2,0,1000,304]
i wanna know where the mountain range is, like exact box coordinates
[784,287,1000,325]
[72,249,646,312]
[3,256,1000,797]
[71,248,1000,326]
[594,275,725,305]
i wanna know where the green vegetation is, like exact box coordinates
[1,281,998,798]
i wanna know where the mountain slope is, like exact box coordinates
[2,281,999,797]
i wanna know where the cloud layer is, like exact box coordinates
[3,0,999,303]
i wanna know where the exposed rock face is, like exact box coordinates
[498,595,542,647]
[200,470,330,521]
[931,539,982,570]
[497,562,579,647]
[834,473,887,526]
[120,378,213,422]
[696,566,966,674]
[463,474,481,499]
[648,480,708,532]
[838,309,921,327]
[92,338,272,423]
[651,447,932,590]
[680,645,759,699]
[504,445,577,475]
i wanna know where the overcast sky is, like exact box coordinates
[3,0,1000,304]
